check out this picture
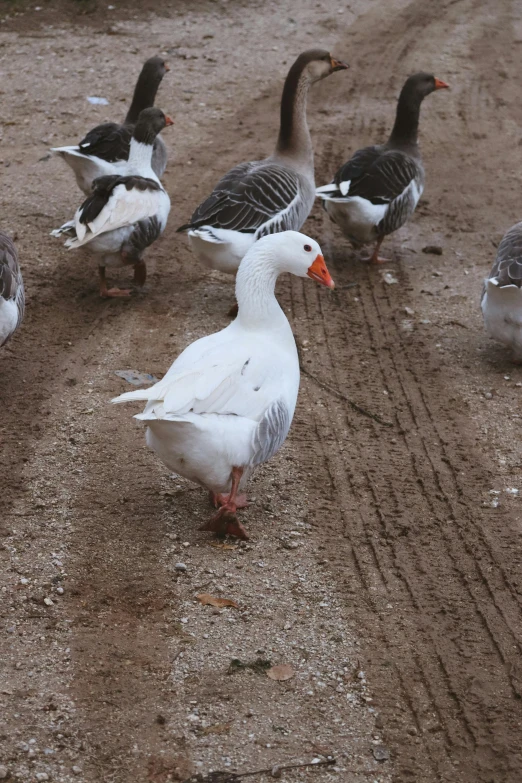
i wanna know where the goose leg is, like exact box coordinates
[98,265,131,298]
[201,467,249,539]
[133,259,147,288]
[210,490,248,509]
[362,237,389,265]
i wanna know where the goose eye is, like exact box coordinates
[304,244,312,252]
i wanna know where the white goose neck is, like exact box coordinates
[128,139,155,178]
[236,250,288,330]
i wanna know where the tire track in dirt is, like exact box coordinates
[284,1,522,780]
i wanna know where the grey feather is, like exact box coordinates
[122,216,162,261]
[489,222,522,288]
[178,160,313,236]
[0,232,25,345]
[251,399,291,466]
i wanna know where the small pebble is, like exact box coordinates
[72,766,82,775]
[382,271,398,285]
[422,245,443,255]
[56,587,64,595]
[35,774,49,782]
[373,745,390,762]
[175,563,187,572]
[0,766,8,779]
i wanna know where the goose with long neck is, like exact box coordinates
[51,108,173,298]
[0,233,24,347]
[317,72,449,264]
[112,231,335,540]
[52,56,169,195]
[482,221,522,364]
[177,50,348,276]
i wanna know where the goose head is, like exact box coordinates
[257,231,335,288]
[141,55,170,83]
[293,48,349,83]
[133,108,174,145]
[402,72,450,101]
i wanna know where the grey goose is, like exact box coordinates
[177,49,348,274]
[52,56,169,195]
[317,72,449,264]
[482,222,522,363]
[0,233,24,347]
[51,109,173,298]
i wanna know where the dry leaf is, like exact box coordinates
[266,664,295,681]
[200,722,231,736]
[196,593,239,609]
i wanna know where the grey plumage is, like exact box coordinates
[489,222,522,288]
[122,216,162,262]
[0,232,25,346]
[177,160,313,238]
[251,399,291,466]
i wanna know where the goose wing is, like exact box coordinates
[490,222,522,287]
[67,174,168,247]
[178,161,301,235]
[319,146,420,204]
[0,233,25,334]
[78,122,132,163]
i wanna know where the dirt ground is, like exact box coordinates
[1,0,522,781]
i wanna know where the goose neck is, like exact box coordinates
[128,138,154,175]
[388,90,423,149]
[236,253,286,329]
[275,67,313,168]
[125,70,162,125]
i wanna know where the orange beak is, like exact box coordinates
[307,254,335,289]
[165,115,174,126]
[330,55,349,72]
[434,77,449,90]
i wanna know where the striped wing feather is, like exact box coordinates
[0,232,25,334]
[490,222,522,287]
[334,146,419,204]
[180,161,301,234]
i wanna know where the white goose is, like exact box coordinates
[51,108,172,298]
[482,221,522,364]
[0,233,24,347]
[177,49,348,274]
[112,231,335,539]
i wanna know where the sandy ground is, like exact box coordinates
[1,1,522,782]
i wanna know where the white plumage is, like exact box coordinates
[482,280,522,363]
[112,230,335,538]
[66,182,169,250]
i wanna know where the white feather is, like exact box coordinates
[0,299,19,346]
[482,278,522,361]
[188,228,255,274]
[51,147,124,196]
[66,186,170,250]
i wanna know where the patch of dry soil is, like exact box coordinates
[1,1,522,783]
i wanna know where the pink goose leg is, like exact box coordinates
[201,467,249,540]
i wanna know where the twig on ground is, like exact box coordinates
[300,363,393,427]
[238,756,336,778]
